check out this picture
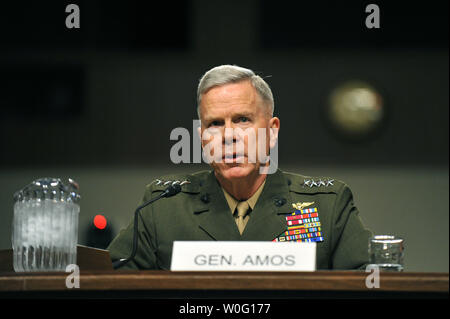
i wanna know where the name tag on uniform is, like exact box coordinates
[170,241,316,271]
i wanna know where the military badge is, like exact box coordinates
[292,202,314,210]
[273,204,324,243]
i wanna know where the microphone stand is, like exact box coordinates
[112,184,181,269]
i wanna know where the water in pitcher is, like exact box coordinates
[12,178,80,272]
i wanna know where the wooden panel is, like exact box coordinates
[0,271,448,293]
[0,246,111,273]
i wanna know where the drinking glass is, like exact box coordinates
[369,235,404,271]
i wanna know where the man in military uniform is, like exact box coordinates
[107,65,372,270]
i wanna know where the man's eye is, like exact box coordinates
[209,121,222,127]
[239,117,249,123]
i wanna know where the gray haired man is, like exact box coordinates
[108,65,372,270]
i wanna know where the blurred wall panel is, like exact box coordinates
[0,52,448,166]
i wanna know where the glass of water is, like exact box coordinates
[369,235,404,271]
[12,178,80,272]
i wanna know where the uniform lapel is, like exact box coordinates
[241,170,292,241]
[193,171,241,241]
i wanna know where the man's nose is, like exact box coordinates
[223,123,236,145]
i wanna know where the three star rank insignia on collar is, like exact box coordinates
[273,202,324,243]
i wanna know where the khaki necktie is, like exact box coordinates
[235,201,250,235]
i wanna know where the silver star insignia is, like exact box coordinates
[326,179,334,186]
[317,179,326,187]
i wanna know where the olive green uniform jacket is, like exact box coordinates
[107,169,372,270]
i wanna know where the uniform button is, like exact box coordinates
[200,194,210,203]
[274,198,286,207]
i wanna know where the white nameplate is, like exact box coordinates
[170,241,316,271]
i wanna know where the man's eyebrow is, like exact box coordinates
[232,112,254,118]
[203,111,254,122]
[202,116,224,124]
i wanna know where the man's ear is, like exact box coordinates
[197,126,204,147]
[269,117,280,149]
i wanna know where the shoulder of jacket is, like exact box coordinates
[281,170,346,194]
[144,170,210,194]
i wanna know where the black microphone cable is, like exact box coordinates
[112,183,182,269]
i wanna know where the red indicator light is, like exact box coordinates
[93,214,107,230]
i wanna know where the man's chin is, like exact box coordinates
[217,164,255,180]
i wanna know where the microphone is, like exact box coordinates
[112,183,182,269]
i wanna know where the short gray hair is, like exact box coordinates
[197,65,274,118]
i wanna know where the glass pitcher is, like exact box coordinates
[12,178,80,272]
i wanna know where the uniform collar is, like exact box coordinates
[193,169,292,241]
[196,169,292,211]
[221,179,266,214]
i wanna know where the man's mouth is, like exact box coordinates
[223,153,245,162]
